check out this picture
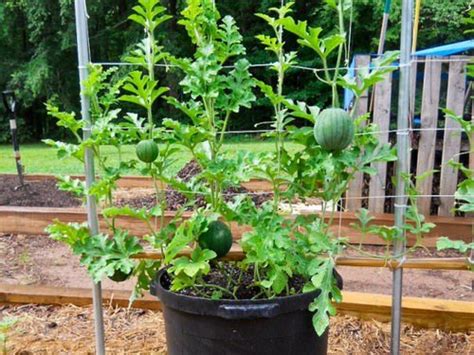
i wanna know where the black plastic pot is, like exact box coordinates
[151,269,342,355]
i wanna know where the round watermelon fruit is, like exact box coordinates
[198,221,233,258]
[314,108,355,151]
[136,139,159,163]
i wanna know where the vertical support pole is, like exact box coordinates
[392,0,413,354]
[377,7,390,55]
[412,0,422,52]
[466,98,474,262]
[10,115,25,187]
[74,1,106,354]
[2,91,24,187]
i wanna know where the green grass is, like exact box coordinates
[0,141,301,176]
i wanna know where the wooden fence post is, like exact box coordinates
[439,56,467,216]
[347,55,371,211]
[369,72,393,213]
[416,57,442,215]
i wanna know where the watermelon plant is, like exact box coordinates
[44,0,441,350]
[235,1,400,335]
[44,65,155,291]
[44,0,182,300]
[158,0,258,292]
[157,0,404,338]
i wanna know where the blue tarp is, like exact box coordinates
[414,39,474,57]
[343,58,356,111]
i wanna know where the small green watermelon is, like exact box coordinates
[136,140,159,163]
[198,221,233,258]
[314,108,355,151]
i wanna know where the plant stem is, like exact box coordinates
[344,242,408,260]
[191,286,207,297]
[218,111,231,149]
[254,263,271,298]
[251,290,265,300]
[152,173,161,229]
[331,0,346,108]
[203,95,223,212]
[146,24,156,140]
[271,13,287,212]
[196,284,237,299]
[350,96,361,118]
[232,267,244,298]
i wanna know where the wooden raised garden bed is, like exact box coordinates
[0,205,472,248]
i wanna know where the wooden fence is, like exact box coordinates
[346,55,472,217]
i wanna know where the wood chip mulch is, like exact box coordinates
[1,304,472,354]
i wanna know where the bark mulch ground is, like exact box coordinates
[1,304,472,354]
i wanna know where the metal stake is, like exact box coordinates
[391,0,413,354]
[2,91,25,188]
[74,0,106,354]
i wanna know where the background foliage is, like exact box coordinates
[0,0,470,143]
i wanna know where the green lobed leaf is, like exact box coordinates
[437,237,474,254]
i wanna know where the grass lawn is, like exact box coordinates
[0,141,301,176]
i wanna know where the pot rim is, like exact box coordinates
[151,268,322,319]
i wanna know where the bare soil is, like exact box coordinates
[1,304,472,354]
[116,159,272,210]
[0,162,272,210]
[0,176,81,208]
[0,234,472,301]
[116,185,272,211]
[169,264,309,299]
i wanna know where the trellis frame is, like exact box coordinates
[68,0,471,354]
[345,55,470,216]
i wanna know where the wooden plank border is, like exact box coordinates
[0,284,472,332]
[0,284,161,311]
[337,291,474,332]
[0,206,471,247]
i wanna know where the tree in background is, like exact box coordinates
[0,0,470,143]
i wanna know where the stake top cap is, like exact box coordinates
[2,90,16,113]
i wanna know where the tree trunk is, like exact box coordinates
[168,0,178,30]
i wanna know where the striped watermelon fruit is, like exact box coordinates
[136,139,159,163]
[314,108,355,151]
